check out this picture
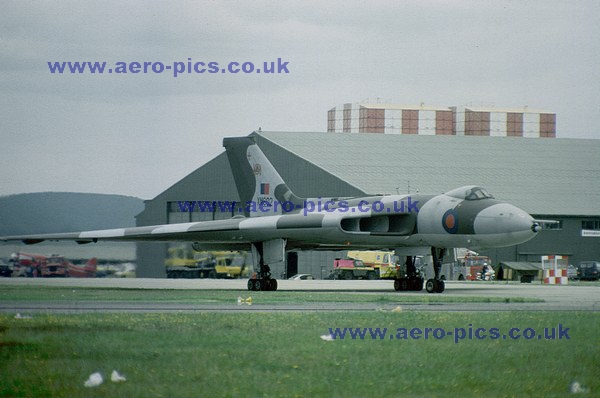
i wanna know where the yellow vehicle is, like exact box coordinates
[211,252,248,279]
[347,251,399,279]
[165,245,249,279]
[165,246,198,268]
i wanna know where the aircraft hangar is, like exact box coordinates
[135,131,600,278]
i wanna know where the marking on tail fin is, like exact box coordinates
[224,136,305,217]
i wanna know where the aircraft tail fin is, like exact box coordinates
[86,257,97,268]
[223,136,303,217]
[81,257,97,275]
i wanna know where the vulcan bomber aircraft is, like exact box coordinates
[1,136,540,293]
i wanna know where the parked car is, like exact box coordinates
[577,261,600,281]
[288,273,313,280]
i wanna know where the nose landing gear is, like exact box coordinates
[426,247,446,293]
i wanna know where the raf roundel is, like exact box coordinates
[442,209,459,234]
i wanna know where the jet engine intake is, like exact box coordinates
[341,214,416,235]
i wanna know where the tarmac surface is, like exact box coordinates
[1,278,599,313]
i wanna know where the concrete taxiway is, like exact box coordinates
[1,278,599,313]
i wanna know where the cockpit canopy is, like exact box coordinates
[445,186,495,201]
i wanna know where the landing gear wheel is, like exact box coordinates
[395,277,423,292]
[248,278,278,291]
[411,277,424,291]
[426,279,445,293]
[394,278,408,291]
[263,279,273,292]
[436,279,445,293]
[400,278,409,291]
[426,279,437,293]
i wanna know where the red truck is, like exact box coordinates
[461,255,492,281]
[332,258,378,280]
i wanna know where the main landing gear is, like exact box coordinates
[247,263,278,291]
[248,275,278,291]
[247,242,278,291]
[394,256,423,292]
[426,247,445,293]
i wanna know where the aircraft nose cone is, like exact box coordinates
[474,203,537,236]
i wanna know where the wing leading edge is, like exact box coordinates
[0,213,334,246]
[1,218,242,245]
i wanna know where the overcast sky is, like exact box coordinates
[2,1,599,199]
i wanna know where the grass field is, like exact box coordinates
[0,288,598,397]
